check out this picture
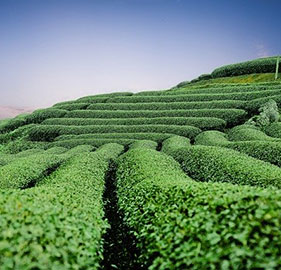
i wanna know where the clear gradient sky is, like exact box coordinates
[0,0,280,109]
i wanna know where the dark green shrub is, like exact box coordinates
[247,95,281,113]
[170,145,281,188]
[51,138,138,148]
[194,130,229,146]
[53,103,89,111]
[161,135,191,154]
[64,144,95,154]
[228,124,278,141]
[226,141,281,167]
[55,132,174,142]
[116,148,281,269]
[28,124,201,142]
[265,122,281,138]
[44,147,67,154]
[87,100,245,110]
[43,116,226,131]
[66,109,247,124]
[0,144,123,269]
[211,56,281,78]
[129,140,158,150]
[0,153,65,189]
[107,89,281,103]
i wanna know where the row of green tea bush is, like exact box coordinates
[0,143,123,269]
[169,84,281,95]
[87,100,245,110]
[107,89,281,103]
[116,148,281,269]
[211,56,280,78]
[65,109,247,123]
[170,145,281,188]
[27,124,201,142]
[194,130,281,167]
[54,132,174,142]
[0,108,68,134]
[43,117,226,130]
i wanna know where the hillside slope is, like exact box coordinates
[1,57,281,269]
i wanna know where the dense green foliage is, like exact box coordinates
[265,122,281,138]
[42,116,226,130]
[161,135,191,154]
[194,130,229,146]
[129,140,158,150]
[228,124,278,141]
[1,59,281,268]
[0,153,64,189]
[0,143,123,269]
[66,109,247,123]
[116,148,281,269]
[170,145,281,188]
[211,56,281,78]
[28,124,201,141]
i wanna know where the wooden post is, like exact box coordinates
[275,56,280,80]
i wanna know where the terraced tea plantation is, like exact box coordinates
[1,56,281,269]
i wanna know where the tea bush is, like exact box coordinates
[170,145,281,188]
[116,148,281,269]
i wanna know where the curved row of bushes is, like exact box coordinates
[0,108,68,134]
[0,153,65,189]
[170,145,281,188]
[194,130,281,166]
[211,56,280,78]
[0,143,123,269]
[129,140,158,150]
[87,100,245,110]
[28,124,201,142]
[53,102,90,111]
[116,148,281,269]
[161,135,191,154]
[228,125,278,141]
[51,138,138,148]
[170,84,281,95]
[265,122,281,138]
[55,132,174,142]
[107,89,281,103]
[65,109,247,124]
[43,117,226,130]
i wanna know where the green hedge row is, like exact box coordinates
[0,153,65,189]
[43,117,226,130]
[211,56,280,78]
[107,89,281,103]
[0,144,123,269]
[53,102,89,111]
[265,122,281,138]
[28,124,201,142]
[66,109,247,124]
[129,140,158,150]
[55,132,173,142]
[87,100,245,110]
[194,130,229,146]
[228,125,278,141]
[161,135,191,155]
[0,109,68,134]
[226,141,281,167]
[116,148,281,269]
[170,145,281,188]
[170,84,281,95]
[194,130,281,167]
[51,138,137,148]
[246,94,281,113]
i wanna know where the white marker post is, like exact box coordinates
[275,56,280,80]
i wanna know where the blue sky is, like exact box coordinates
[0,0,280,109]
